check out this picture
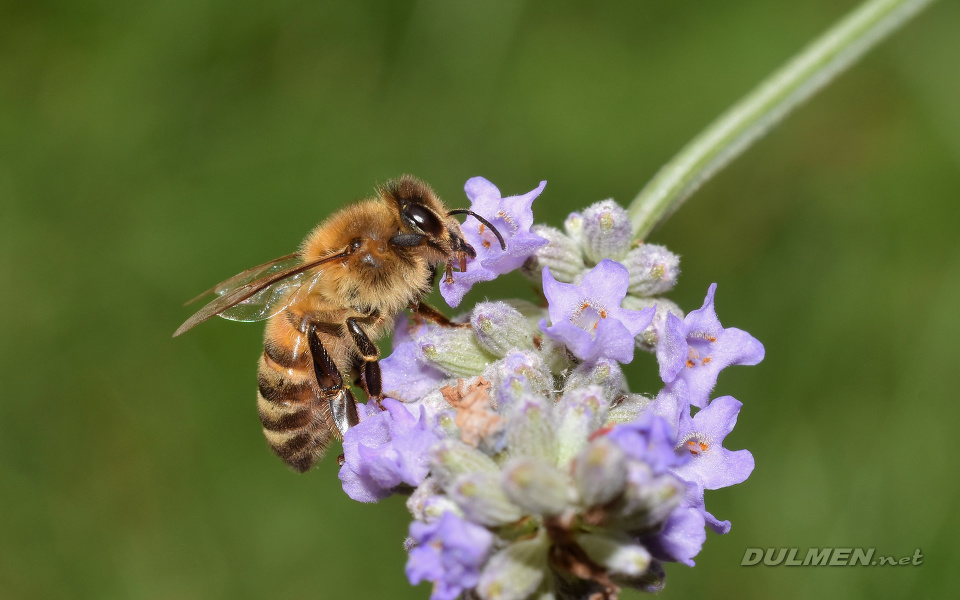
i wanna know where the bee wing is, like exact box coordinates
[183,252,301,306]
[173,249,349,337]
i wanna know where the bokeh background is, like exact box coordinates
[2,0,958,598]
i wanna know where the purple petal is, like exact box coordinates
[643,506,706,566]
[672,396,755,491]
[656,312,687,383]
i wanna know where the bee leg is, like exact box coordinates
[307,324,359,437]
[346,318,383,408]
[329,388,359,439]
[410,301,471,328]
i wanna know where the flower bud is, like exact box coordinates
[604,463,685,531]
[520,225,584,283]
[581,199,632,263]
[406,476,463,523]
[554,385,609,466]
[476,530,550,600]
[501,458,571,517]
[572,436,628,508]
[504,395,557,463]
[490,351,555,409]
[621,295,684,353]
[536,335,574,376]
[450,472,523,526]
[563,211,584,246]
[471,302,537,357]
[574,531,651,578]
[605,393,653,426]
[430,439,501,489]
[420,327,496,378]
[562,357,627,405]
[621,243,680,296]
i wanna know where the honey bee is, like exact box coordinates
[175,175,505,472]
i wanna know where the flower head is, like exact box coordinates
[332,179,763,599]
[539,260,655,364]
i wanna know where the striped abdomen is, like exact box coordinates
[256,316,348,472]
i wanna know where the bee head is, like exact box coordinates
[382,175,504,279]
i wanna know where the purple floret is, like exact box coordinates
[672,395,754,491]
[441,177,548,307]
[380,315,449,402]
[339,398,440,503]
[539,259,655,364]
[406,511,494,600]
[656,283,765,408]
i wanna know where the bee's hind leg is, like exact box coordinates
[307,324,359,437]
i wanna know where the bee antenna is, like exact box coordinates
[447,209,507,250]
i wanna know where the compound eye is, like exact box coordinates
[404,204,443,237]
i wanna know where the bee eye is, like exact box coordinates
[403,204,443,237]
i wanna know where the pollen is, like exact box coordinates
[702,356,712,364]
[678,433,710,456]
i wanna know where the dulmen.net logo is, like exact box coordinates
[742,548,924,567]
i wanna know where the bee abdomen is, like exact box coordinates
[256,350,334,473]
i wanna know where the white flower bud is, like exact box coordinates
[406,476,463,523]
[562,358,627,404]
[504,394,557,463]
[501,458,572,517]
[554,385,609,466]
[472,302,537,357]
[571,436,628,508]
[604,463,684,531]
[476,530,550,600]
[620,295,684,353]
[581,199,632,263]
[605,393,653,426]
[430,439,501,490]
[420,327,496,377]
[450,472,523,526]
[563,212,584,246]
[621,243,680,296]
[488,351,555,409]
[574,531,651,578]
[520,225,585,283]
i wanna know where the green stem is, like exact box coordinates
[627,0,936,239]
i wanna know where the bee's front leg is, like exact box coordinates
[307,324,359,437]
[409,301,472,329]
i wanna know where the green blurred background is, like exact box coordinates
[2,0,958,598]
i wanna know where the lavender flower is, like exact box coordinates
[380,315,450,402]
[441,177,548,307]
[539,260,655,364]
[339,398,440,502]
[333,179,763,599]
[657,283,765,408]
[673,395,754,492]
[406,511,495,600]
